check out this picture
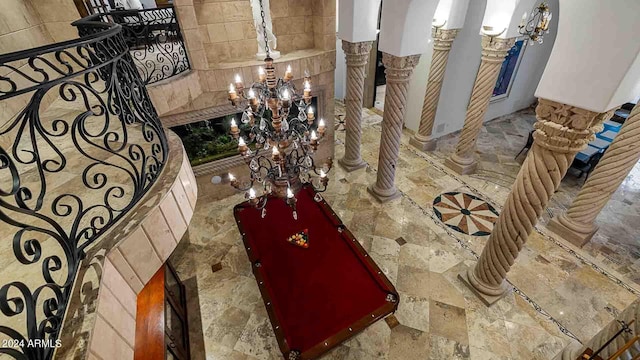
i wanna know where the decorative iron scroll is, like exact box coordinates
[109,6,191,85]
[0,14,167,360]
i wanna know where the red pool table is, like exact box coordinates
[233,186,399,360]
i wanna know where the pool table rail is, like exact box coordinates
[233,187,399,360]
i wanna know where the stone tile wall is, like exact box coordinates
[174,0,210,72]
[271,0,314,53]
[162,0,337,164]
[83,141,198,360]
[311,0,336,52]
[148,70,204,116]
[0,0,80,129]
[191,0,330,65]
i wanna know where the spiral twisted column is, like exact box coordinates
[459,99,614,305]
[444,36,516,175]
[548,104,640,247]
[367,53,421,203]
[339,40,374,172]
[410,28,459,152]
[555,300,640,360]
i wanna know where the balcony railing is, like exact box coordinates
[0,13,167,360]
[108,6,191,85]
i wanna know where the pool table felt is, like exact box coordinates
[233,186,398,359]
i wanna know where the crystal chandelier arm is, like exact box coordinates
[225,25,329,217]
[255,155,276,175]
[231,178,255,191]
[520,13,538,34]
[290,127,308,143]
[255,195,268,210]
[518,2,551,40]
[308,164,330,193]
[311,179,329,193]
[289,118,310,133]
[286,148,307,170]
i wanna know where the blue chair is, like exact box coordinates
[597,130,617,142]
[515,130,534,160]
[602,120,622,132]
[572,145,605,182]
[589,137,611,150]
[572,151,604,182]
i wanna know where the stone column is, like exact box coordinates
[459,99,614,305]
[339,40,374,172]
[367,53,421,202]
[444,36,516,175]
[410,28,459,152]
[555,299,640,360]
[548,104,640,247]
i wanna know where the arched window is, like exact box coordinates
[493,39,526,99]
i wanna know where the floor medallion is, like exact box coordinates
[432,192,500,236]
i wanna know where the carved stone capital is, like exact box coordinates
[533,99,614,153]
[480,36,516,62]
[382,53,421,83]
[463,98,616,303]
[432,28,459,51]
[342,40,374,67]
[548,103,640,247]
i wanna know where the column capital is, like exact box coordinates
[432,28,459,51]
[548,103,640,247]
[382,53,421,82]
[480,36,516,62]
[341,40,374,66]
[533,98,614,153]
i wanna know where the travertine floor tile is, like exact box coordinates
[168,101,640,360]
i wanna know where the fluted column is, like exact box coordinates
[445,35,516,175]
[548,104,640,247]
[339,40,374,172]
[410,28,459,152]
[459,99,614,305]
[367,53,420,202]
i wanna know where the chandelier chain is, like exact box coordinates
[258,0,270,56]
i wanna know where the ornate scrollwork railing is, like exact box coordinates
[0,14,167,360]
[109,5,191,85]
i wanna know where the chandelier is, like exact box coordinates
[518,1,552,45]
[226,0,331,219]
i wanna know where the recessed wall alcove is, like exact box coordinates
[165,89,324,175]
[162,0,337,176]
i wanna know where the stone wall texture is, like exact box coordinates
[0,0,80,129]
[191,0,334,66]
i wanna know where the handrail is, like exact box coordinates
[0,20,116,64]
[0,11,168,360]
[0,21,122,101]
[99,5,190,84]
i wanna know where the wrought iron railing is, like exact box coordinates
[109,6,190,85]
[0,14,167,360]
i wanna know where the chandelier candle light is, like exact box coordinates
[518,1,552,45]
[226,0,331,219]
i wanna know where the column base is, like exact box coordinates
[547,215,598,248]
[444,155,477,175]
[409,135,437,152]
[457,266,510,306]
[367,185,401,203]
[338,158,367,172]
